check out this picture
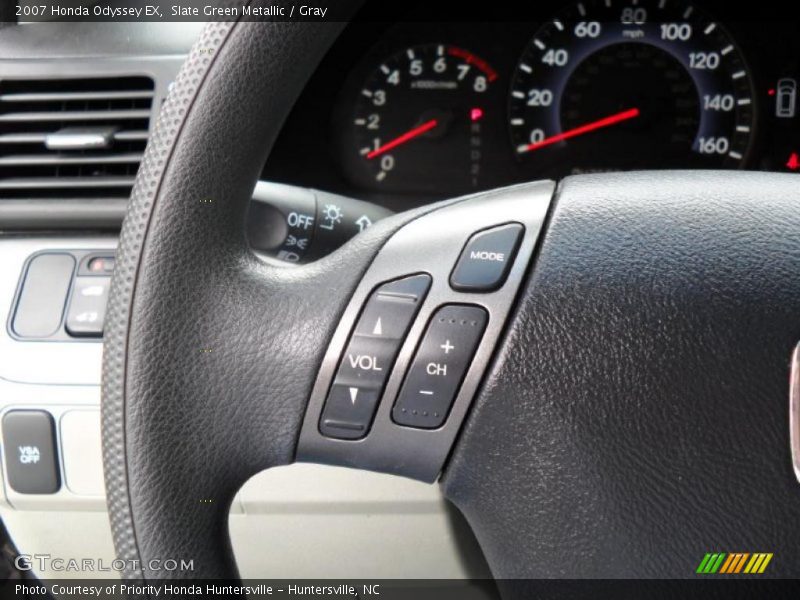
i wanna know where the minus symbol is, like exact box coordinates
[419,390,434,395]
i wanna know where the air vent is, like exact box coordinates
[0,76,154,202]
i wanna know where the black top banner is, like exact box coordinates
[11,1,348,22]
[6,0,794,23]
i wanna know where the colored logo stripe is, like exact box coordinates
[697,552,773,574]
[697,553,726,573]
[720,553,749,573]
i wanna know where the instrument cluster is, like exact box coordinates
[263,0,800,209]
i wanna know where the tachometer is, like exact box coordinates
[509,0,755,175]
[341,43,499,193]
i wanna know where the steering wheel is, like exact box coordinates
[102,11,800,591]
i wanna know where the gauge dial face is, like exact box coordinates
[344,43,498,193]
[509,0,756,175]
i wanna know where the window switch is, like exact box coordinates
[65,276,111,337]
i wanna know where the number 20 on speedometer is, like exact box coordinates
[508,0,755,175]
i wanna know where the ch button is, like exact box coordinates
[393,304,487,429]
[320,274,431,440]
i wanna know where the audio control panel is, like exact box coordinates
[298,181,554,482]
[320,274,431,440]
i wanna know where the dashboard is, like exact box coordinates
[264,0,800,211]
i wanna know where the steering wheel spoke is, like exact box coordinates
[297,181,553,480]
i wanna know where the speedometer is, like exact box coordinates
[509,0,755,175]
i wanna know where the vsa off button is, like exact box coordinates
[450,223,524,292]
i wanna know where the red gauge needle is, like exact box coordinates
[519,107,641,154]
[367,119,439,159]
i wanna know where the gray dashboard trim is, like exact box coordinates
[0,22,202,58]
[0,199,127,230]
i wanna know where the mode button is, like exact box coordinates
[450,223,524,292]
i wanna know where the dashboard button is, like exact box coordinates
[354,274,431,340]
[320,274,431,440]
[78,253,116,276]
[12,253,75,338]
[393,305,487,429]
[2,410,61,494]
[65,276,111,338]
[319,385,381,440]
[450,223,524,292]
[336,336,400,389]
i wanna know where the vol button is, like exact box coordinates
[319,385,381,440]
[354,274,432,340]
[355,296,418,340]
[319,274,431,441]
[336,335,397,389]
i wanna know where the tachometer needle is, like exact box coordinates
[519,108,640,154]
[367,119,439,159]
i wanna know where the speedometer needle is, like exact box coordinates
[519,108,641,154]
[367,119,439,159]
